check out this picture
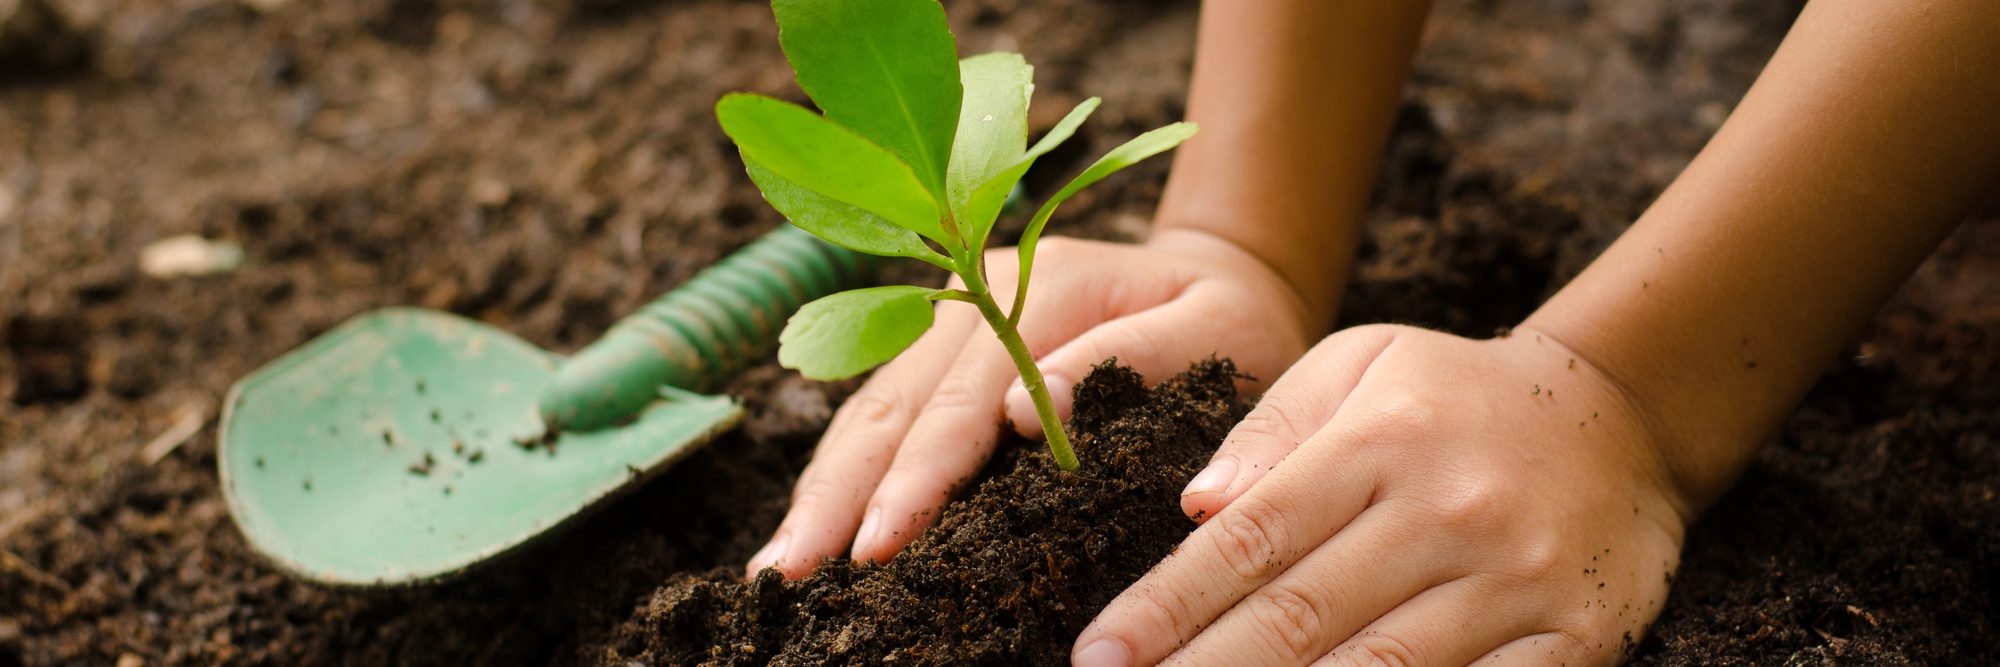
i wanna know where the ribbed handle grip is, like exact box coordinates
[540,225,873,430]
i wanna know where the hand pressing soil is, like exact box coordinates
[594,359,1248,667]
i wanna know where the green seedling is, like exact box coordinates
[717,0,1195,471]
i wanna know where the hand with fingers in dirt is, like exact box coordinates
[1073,325,1689,666]
[1065,1,2000,666]
[743,0,1425,580]
[750,0,2000,665]
[745,228,1318,575]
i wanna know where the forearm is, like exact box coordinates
[1155,0,1431,333]
[1525,0,2000,513]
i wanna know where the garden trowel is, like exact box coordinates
[219,225,871,587]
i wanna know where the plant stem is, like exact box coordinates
[966,291,1079,471]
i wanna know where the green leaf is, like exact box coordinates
[744,157,953,270]
[779,286,940,380]
[1009,121,1198,321]
[958,97,1100,257]
[773,0,961,202]
[716,94,945,243]
[948,53,1032,222]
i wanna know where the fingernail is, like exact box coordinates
[1005,379,1035,433]
[1181,457,1238,497]
[853,507,884,561]
[747,532,789,574]
[1073,637,1130,667]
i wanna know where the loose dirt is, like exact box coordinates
[1,0,1993,665]
[596,360,1246,667]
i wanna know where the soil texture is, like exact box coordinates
[596,360,1245,667]
[1,0,1995,665]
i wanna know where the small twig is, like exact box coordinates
[142,399,212,465]
[1848,605,1881,628]
[0,548,73,593]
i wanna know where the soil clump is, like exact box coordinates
[1,0,1995,664]
[599,360,1245,666]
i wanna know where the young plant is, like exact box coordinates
[717,0,1195,471]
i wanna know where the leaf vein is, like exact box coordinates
[862,35,944,194]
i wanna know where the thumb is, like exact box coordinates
[1004,282,1313,440]
[1002,303,1199,440]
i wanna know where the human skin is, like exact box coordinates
[1072,1,2000,666]
[746,0,2000,664]
[743,0,1424,578]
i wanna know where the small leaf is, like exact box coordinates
[1009,121,1197,320]
[773,0,961,201]
[948,53,1032,222]
[744,157,953,270]
[717,94,945,243]
[959,97,1101,257]
[1024,97,1102,160]
[779,286,940,380]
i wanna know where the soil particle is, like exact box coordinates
[1,0,1996,664]
[594,360,1248,666]
[409,452,435,476]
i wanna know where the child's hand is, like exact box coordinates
[747,228,1320,579]
[1073,324,1692,667]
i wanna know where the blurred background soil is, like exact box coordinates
[0,0,1993,664]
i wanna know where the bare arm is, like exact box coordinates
[1157,0,1432,332]
[1078,2,2000,665]
[1525,0,2000,515]
[749,0,1431,579]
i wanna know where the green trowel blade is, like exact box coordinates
[218,308,742,586]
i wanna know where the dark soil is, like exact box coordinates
[1,0,1995,665]
[597,360,1245,667]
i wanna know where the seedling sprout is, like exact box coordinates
[717,0,1195,470]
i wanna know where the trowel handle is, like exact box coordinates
[540,225,874,430]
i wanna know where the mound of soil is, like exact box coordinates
[1,0,1996,665]
[598,360,1245,666]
